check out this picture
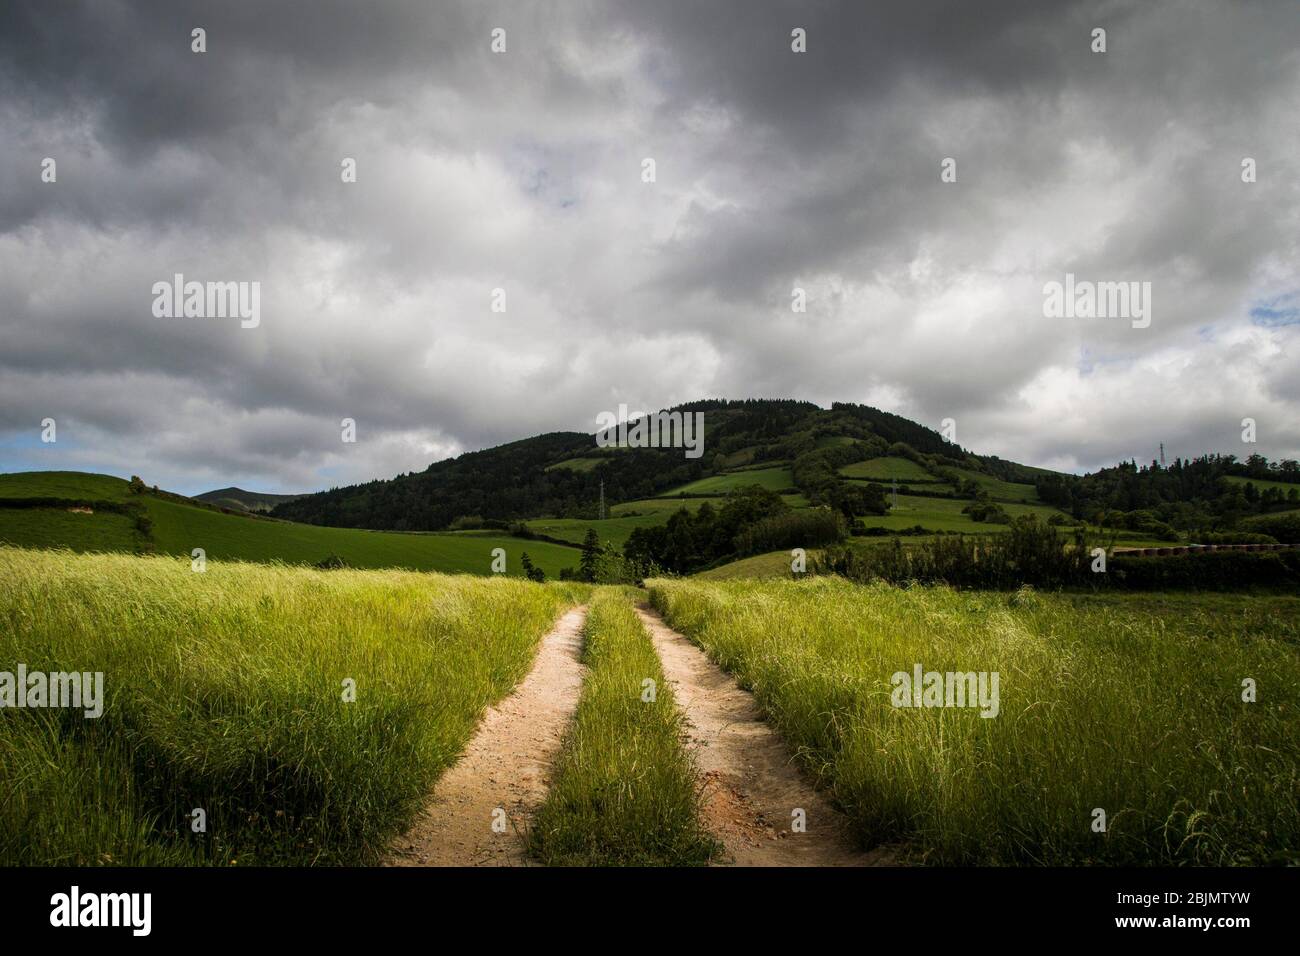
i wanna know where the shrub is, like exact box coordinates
[520,552,545,582]
[1239,512,1300,543]
[1109,550,1300,590]
[1196,531,1278,545]
[814,516,1094,588]
[735,507,846,555]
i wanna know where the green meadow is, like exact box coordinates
[853,493,1067,534]
[649,577,1300,865]
[947,467,1041,502]
[661,466,795,496]
[0,472,581,578]
[0,547,583,865]
[838,456,937,483]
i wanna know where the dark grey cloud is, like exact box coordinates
[1,0,1296,494]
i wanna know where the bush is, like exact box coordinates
[814,516,1094,588]
[1196,531,1278,545]
[816,518,1300,591]
[1109,550,1300,590]
[734,507,846,555]
[520,552,545,582]
[855,523,929,537]
[1239,512,1300,543]
[962,501,1011,524]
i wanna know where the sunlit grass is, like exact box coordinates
[529,589,716,865]
[0,546,580,865]
[649,577,1300,865]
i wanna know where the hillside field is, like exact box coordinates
[661,466,796,496]
[838,456,938,483]
[0,472,581,578]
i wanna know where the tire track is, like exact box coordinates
[387,605,587,866]
[636,605,890,867]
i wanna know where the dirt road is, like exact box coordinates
[387,605,587,866]
[636,605,888,866]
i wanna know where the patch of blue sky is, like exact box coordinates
[1250,290,1300,327]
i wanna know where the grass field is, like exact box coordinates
[524,512,669,548]
[661,466,795,496]
[0,507,143,552]
[0,471,135,500]
[143,496,580,577]
[530,494,811,548]
[0,472,581,578]
[649,577,1300,865]
[838,457,937,482]
[612,494,808,515]
[0,547,583,865]
[528,590,715,865]
[544,457,608,473]
[948,468,1040,503]
[695,549,804,579]
[854,493,1067,534]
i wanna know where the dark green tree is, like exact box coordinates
[520,552,545,582]
[579,529,601,582]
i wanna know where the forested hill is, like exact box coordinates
[270,399,1005,531]
[270,398,1300,536]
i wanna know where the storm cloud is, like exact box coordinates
[1,0,1296,494]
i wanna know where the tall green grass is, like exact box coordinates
[649,577,1300,865]
[0,546,579,865]
[529,589,716,865]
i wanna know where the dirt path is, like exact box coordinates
[387,606,587,866]
[636,605,889,867]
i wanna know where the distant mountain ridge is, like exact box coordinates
[194,487,308,514]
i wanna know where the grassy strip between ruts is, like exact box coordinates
[648,576,1300,866]
[0,546,586,865]
[528,588,717,865]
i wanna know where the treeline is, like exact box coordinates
[1034,453,1300,534]
[814,515,1300,590]
[624,487,845,574]
[815,517,1095,589]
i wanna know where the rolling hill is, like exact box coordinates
[272,399,1047,532]
[3,399,1296,578]
[0,471,580,577]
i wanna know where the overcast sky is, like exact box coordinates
[2,0,1297,495]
